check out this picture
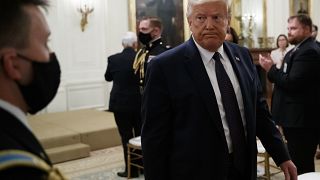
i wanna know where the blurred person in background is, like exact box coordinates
[270,34,291,69]
[105,32,141,178]
[260,14,320,175]
[225,26,239,44]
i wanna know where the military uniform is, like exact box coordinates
[133,38,169,91]
[0,150,66,180]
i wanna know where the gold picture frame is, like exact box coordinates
[128,0,190,48]
[290,0,310,15]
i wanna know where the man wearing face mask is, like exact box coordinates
[133,16,169,92]
[0,0,62,179]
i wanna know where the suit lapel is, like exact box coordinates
[223,42,252,105]
[183,39,226,141]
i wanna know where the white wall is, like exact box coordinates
[266,0,290,40]
[42,0,129,113]
[310,0,320,40]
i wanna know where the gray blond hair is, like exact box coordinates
[186,0,229,17]
[122,31,137,47]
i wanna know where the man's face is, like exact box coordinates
[287,18,310,45]
[139,19,153,34]
[188,1,229,52]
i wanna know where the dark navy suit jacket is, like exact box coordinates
[141,38,290,180]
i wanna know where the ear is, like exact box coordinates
[1,49,22,80]
[153,27,161,36]
[187,17,192,32]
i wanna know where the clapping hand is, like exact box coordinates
[259,54,273,72]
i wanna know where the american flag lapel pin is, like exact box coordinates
[235,56,240,61]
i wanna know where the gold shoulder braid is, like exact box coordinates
[0,150,67,180]
[133,47,148,85]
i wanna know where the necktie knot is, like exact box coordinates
[212,52,221,62]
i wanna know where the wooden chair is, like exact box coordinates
[257,139,282,180]
[298,172,320,180]
[127,136,143,179]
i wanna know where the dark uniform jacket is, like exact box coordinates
[140,38,169,87]
[0,108,52,179]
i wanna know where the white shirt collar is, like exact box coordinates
[192,36,226,63]
[0,99,31,130]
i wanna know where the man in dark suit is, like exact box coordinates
[0,0,62,178]
[105,32,141,178]
[133,16,168,92]
[141,0,297,179]
[260,14,320,175]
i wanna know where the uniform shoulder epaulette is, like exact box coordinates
[0,150,67,180]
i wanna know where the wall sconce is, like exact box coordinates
[78,0,94,32]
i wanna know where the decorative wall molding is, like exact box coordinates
[66,80,108,111]
[45,80,111,113]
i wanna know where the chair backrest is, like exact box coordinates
[257,139,266,153]
[129,136,141,147]
[298,172,320,180]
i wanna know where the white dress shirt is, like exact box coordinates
[193,37,246,153]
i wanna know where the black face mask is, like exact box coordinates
[17,53,61,114]
[138,32,153,45]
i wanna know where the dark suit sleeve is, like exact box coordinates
[268,48,320,92]
[251,53,290,165]
[141,58,172,180]
[105,58,113,82]
[255,91,290,166]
